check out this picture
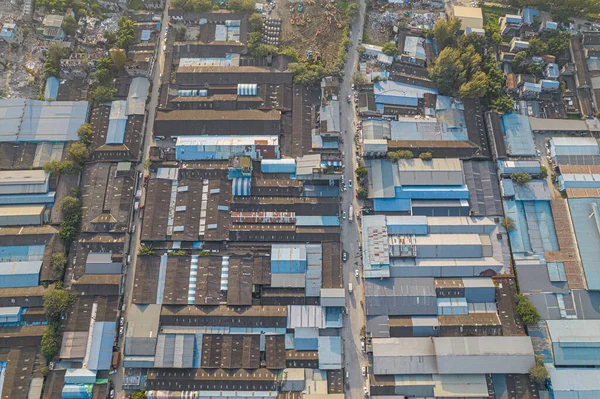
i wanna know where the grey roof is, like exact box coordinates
[363,119,391,140]
[514,262,569,294]
[366,159,399,199]
[397,158,465,186]
[463,161,503,216]
[367,315,390,338]
[153,333,195,368]
[434,336,535,374]
[0,99,89,142]
[127,77,149,116]
[572,289,600,319]
[365,277,437,316]
[372,337,438,375]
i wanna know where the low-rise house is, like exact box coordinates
[499,14,523,36]
[39,14,64,40]
[125,50,154,78]
[509,38,529,53]
[0,23,23,44]
[520,82,541,100]
[540,79,560,92]
[545,63,560,79]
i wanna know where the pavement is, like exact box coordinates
[339,1,369,398]
[111,0,171,396]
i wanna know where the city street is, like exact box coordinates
[339,1,368,398]
[111,0,171,396]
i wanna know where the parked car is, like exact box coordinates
[362,367,366,376]
[343,252,348,262]
[343,211,347,220]
[355,269,359,278]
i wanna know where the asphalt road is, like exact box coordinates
[339,1,368,398]
[111,0,171,396]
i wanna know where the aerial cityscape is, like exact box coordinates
[0,0,600,397]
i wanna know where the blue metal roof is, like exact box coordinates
[295,216,340,227]
[237,84,258,96]
[541,79,560,89]
[568,198,600,290]
[0,245,45,262]
[0,192,55,205]
[271,245,307,274]
[294,338,318,350]
[318,336,342,370]
[501,113,536,156]
[87,321,116,370]
[0,261,41,288]
[374,80,437,107]
[373,198,411,212]
[547,262,567,282]
[232,177,251,196]
[61,384,93,399]
[522,8,539,25]
[44,77,59,101]
[302,185,339,197]
[141,30,151,42]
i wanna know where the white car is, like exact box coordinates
[364,387,369,396]
[536,149,541,157]
[362,366,366,376]
[355,269,359,278]
[343,212,347,220]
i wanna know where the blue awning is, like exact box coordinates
[232,178,251,196]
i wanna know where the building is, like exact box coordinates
[450,6,484,30]
[372,336,535,375]
[549,368,600,399]
[0,22,23,44]
[531,119,591,135]
[39,14,64,39]
[549,137,598,160]
[373,80,438,112]
[501,113,536,156]
[547,320,600,366]
[402,36,426,66]
[175,136,280,161]
[545,63,560,79]
[0,99,89,142]
[510,38,529,53]
[499,14,523,36]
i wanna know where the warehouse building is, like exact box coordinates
[568,197,600,290]
[0,261,41,288]
[547,320,600,366]
[0,99,89,142]
[450,6,484,30]
[175,135,280,161]
[0,205,45,226]
[361,215,507,278]
[549,137,600,165]
[372,336,535,375]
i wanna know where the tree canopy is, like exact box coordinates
[62,15,78,35]
[433,17,461,51]
[511,172,532,185]
[381,42,397,56]
[116,17,136,50]
[43,287,76,322]
[516,294,541,325]
[172,0,212,11]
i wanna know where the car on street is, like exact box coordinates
[536,149,541,157]
[364,387,369,396]
[347,95,352,103]
[342,211,347,220]
[343,183,347,191]
[343,252,348,262]
[349,180,353,188]
[110,389,115,399]
[362,367,366,376]
[355,269,359,278]
[361,341,365,351]
[119,326,124,336]
[119,317,124,326]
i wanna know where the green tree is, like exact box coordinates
[131,390,148,399]
[512,51,527,74]
[103,30,117,45]
[527,38,548,57]
[511,172,532,185]
[176,26,187,41]
[433,17,461,51]
[501,217,515,231]
[460,33,487,54]
[199,250,210,256]
[279,47,300,62]
[41,326,61,360]
[381,42,397,56]
[419,152,433,161]
[547,30,571,57]
[528,62,543,78]
[387,151,400,163]
[51,252,68,280]
[529,355,549,384]
[138,245,156,256]
[43,287,76,322]
[249,13,263,32]
[69,142,90,163]
[60,196,81,220]
[357,187,368,200]
[429,47,464,95]
[43,160,65,175]
[540,165,548,179]
[77,123,92,146]
[357,45,366,55]
[484,18,502,46]
[116,16,136,50]
[168,250,188,256]
[59,223,78,246]
[91,86,116,103]
[355,166,368,179]
[490,95,514,114]
[352,72,368,85]
[397,150,414,159]
[459,71,489,99]
[516,293,541,325]
[62,15,78,35]
[110,49,127,69]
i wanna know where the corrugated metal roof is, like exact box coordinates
[396,158,464,186]
[44,77,59,100]
[0,260,41,287]
[549,367,600,395]
[501,113,536,156]
[271,244,307,274]
[0,99,89,142]
[548,320,600,366]
[568,198,600,290]
[373,337,437,374]
[295,216,340,227]
[318,336,342,370]
[153,333,195,368]
[287,305,325,328]
[365,277,437,316]
[87,321,116,370]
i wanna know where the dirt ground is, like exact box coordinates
[275,0,345,66]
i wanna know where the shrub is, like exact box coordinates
[501,217,515,232]
[51,253,68,280]
[516,294,541,325]
[511,172,531,185]
[355,166,368,179]
[357,187,368,200]
[419,152,433,161]
[529,355,548,384]
[138,245,156,256]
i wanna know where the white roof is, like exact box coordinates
[0,170,48,185]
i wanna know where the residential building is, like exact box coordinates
[450,6,484,30]
[39,14,64,39]
[0,22,23,44]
